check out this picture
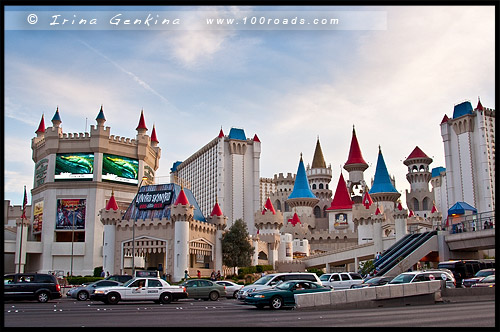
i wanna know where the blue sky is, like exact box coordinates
[4,5,496,208]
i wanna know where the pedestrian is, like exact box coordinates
[216,270,221,280]
[210,270,216,281]
[197,270,201,279]
[184,270,189,281]
[106,271,110,277]
[100,270,105,277]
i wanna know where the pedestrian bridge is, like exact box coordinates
[301,226,495,274]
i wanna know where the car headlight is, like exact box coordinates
[94,290,106,294]
[253,294,266,298]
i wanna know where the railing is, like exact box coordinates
[442,210,495,234]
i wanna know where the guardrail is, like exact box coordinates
[443,210,495,234]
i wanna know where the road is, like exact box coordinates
[4,297,495,327]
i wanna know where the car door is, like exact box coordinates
[329,274,341,289]
[198,280,213,298]
[146,279,163,300]
[4,274,19,299]
[185,280,200,297]
[124,278,147,300]
[339,273,351,289]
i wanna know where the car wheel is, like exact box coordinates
[233,291,239,299]
[107,292,120,305]
[77,291,89,301]
[270,296,283,310]
[209,291,219,301]
[160,292,172,304]
[37,291,50,303]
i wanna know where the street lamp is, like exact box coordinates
[132,176,148,277]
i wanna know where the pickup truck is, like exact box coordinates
[319,272,364,290]
[90,277,187,304]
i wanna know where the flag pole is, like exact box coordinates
[18,186,27,273]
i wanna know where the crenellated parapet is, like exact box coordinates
[255,209,284,232]
[171,203,195,223]
[99,208,125,226]
[115,217,174,231]
[190,219,218,235]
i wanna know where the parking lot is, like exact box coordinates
[4,296,495,327]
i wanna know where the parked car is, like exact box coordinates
[215,280,244,298]
[181,279,226,301]
[244,280,332,310]
[237,272,321,300]
[471,275,495,288]
[4,273,62,303]
[105,274,133,283]
[388,270,456,288]
[350,276,394,289]
[67,279,122,301]
[319,272,363,290]
[90,277,187,304]
[462,269,495,288]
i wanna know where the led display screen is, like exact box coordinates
[102,154,139,184]
[55,153,94,180]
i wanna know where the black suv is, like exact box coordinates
[4,273,62,303]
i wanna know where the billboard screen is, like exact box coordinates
[56,199,86,230]
[102,154,139,184]
[55,153,94,180]
[32,201,43,234]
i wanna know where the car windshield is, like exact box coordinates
[390,274,414,284]
[475,270,493,278]
[276,282,294,290]
[480,275,495,283]
[319,274,330,281]
[253,275,274,285]
[122,279,136,287]
[365,277,383,284]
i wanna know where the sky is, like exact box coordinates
[3,5,496,209]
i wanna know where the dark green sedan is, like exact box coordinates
[244,280,331,309]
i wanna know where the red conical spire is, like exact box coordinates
[345,125,367,166]
[105,190,119,211]
[151,124,159,143]
[288,212,301,226]
[405,146,431,161]
[431,201,438,214]
[36,114,45,134]
[136,109,147,131]
[262,198,276,215]
[218,127,224,138]
[397,201,403,211]
[210,199,223,217]
[440,114,449,124]
[253,134,260,142]
[476,97,484,111]
[375,204,381,215]
[327,173,353,210]
[362,187,373,209]
[174,187,189,206]
[408,209,414,217]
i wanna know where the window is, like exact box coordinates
[330,274,340,282]
[340,274,350,281]
[200,280,212,287]
[148,279,162,288]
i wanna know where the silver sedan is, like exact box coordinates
[216,280,244,299]
[67,280,122,301]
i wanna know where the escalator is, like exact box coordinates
[375,231,438,276]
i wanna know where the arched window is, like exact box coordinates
[323,206,328,218]
[275,200,282,212]
[412,197,419,211]
[422,197,430,211]
[314,206,321,218]
[412,165,418,173]
[319,183,324,189]
[284,202,290,212]
[258,251,268,260]
[312,184,317,189]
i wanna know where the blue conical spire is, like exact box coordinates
[369,146,398,194]
[51,106,61,122]
[288,153,317,199]
[96,105,106,121]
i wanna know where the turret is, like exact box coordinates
[171,187,194,282]
[344,126,369,203]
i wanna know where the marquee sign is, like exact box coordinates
[135,190,174,210]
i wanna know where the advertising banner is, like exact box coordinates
[32,201,43,233]
[135,189,174,210]
[56,199,86,230]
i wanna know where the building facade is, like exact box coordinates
[8,107,161,276]
[170,127,261,235]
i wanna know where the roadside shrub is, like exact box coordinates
[67,276,103,285]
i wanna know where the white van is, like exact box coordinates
[320,272,364,290]
[236,272,321,300]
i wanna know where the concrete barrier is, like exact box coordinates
[295,280,443,309]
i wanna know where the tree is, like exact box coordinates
[221,219,255,275]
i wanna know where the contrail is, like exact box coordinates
[79,39,172,106]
